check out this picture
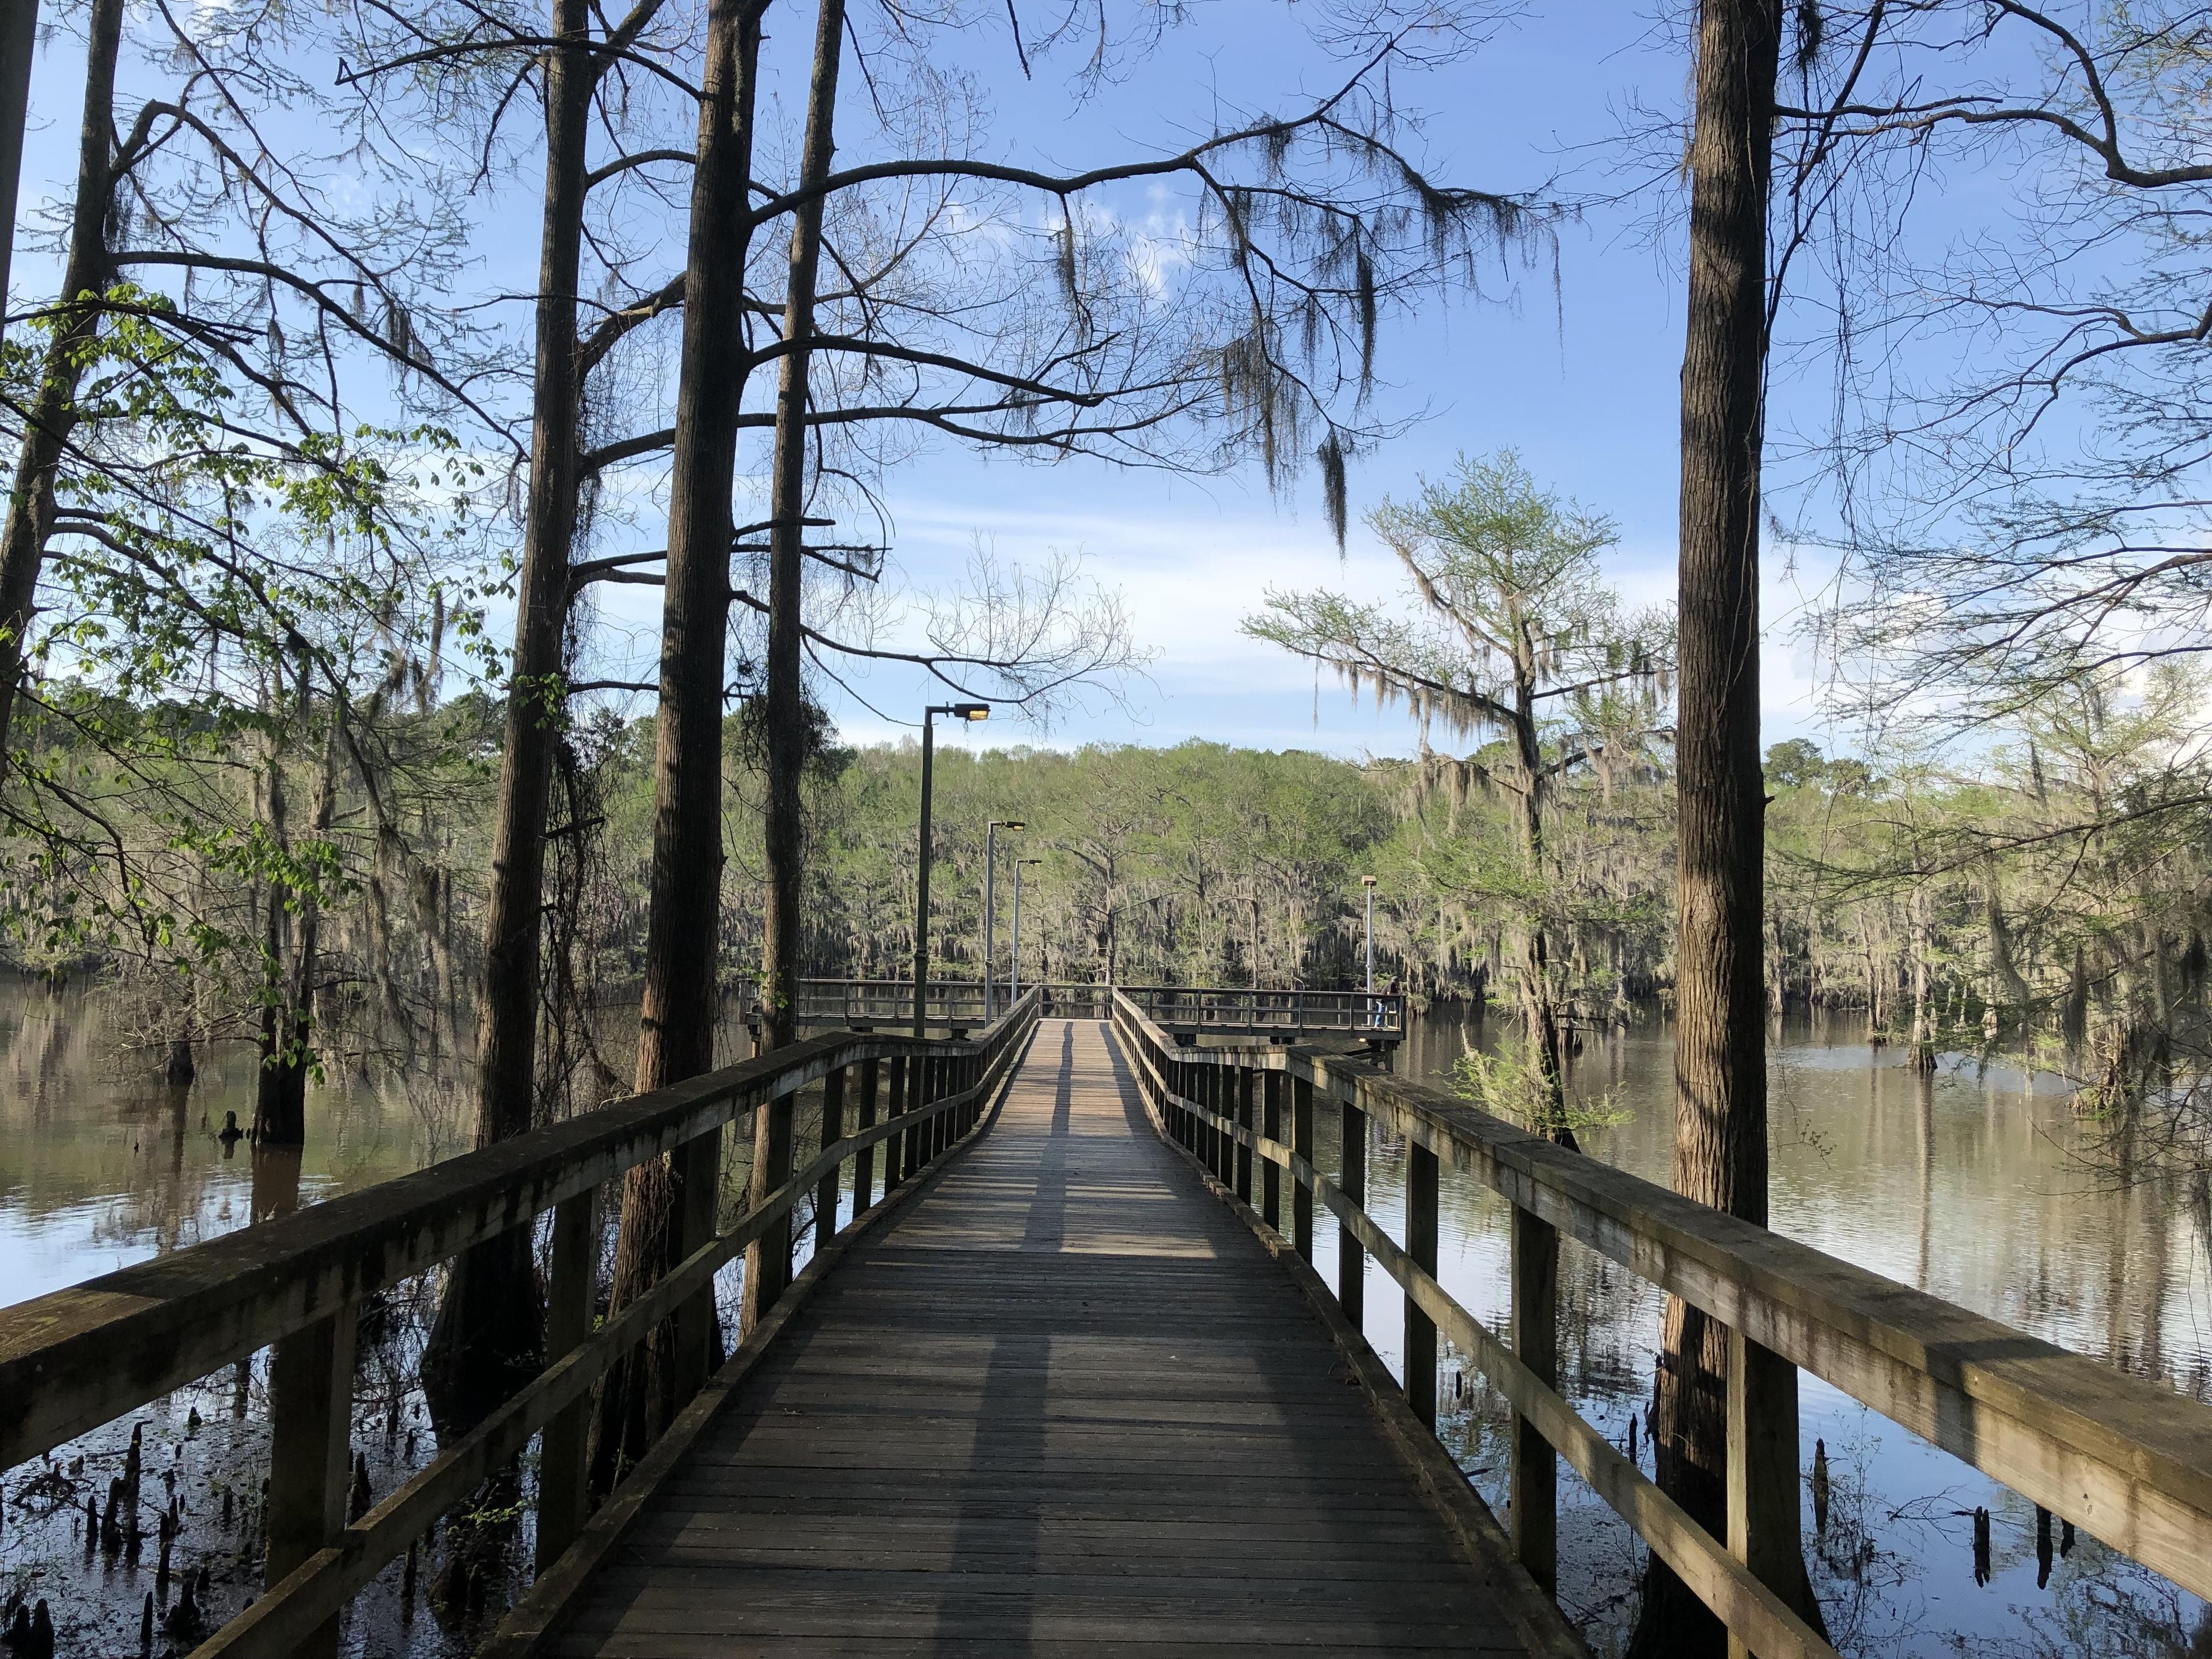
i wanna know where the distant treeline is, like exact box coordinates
[17,686,2210,1154]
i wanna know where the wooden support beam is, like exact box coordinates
[1339,1100,1366,1331]
[853,1057,877,1211]
[1406,1142,1438,1429]
[1291,1074,1314,1262]
[1512,1204,1559,1593]
[1235,1066,1255,1204]
[673,1126,724,1395]
[1729,1327,1815,1658]
[817,1066,844,1244]
[536,1189,599,1573]
[743,1091,794,1336]
[885,1053,908,1187]
[264,1301,356,1659]
[1260,1070,1283,1229]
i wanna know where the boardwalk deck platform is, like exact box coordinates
[543,1019,1549,1657]
[16,988,2206,1659]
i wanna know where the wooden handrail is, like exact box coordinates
[786,979,1402,1034]
[0,988,1042,1659]
[1108,988,2212,1648]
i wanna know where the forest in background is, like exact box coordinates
[16,675,2209,1187]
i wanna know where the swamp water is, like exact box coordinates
[1372,1003,2212,1658]
[0,982,2206,1655]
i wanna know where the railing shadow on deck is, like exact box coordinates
[0,988,1042,1659]
[1108,990,2212,1659]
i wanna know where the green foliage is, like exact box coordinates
[1449,1046,1628,1134]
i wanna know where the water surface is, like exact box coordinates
[3,984,2207,1656]
[1359,1004,2212,1657]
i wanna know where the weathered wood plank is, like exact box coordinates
[1,1006,1035,1472]
[1119,1000,2212,1607]
[529,1020,1551,1658]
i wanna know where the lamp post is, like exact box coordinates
[1012,857,1043,1007]
[983,819,1027,1019]
[1362,874,1378,1024]
[914,702,990,1037]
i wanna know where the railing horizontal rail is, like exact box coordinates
[1109,989,2212,1654]
[1,990,1036,1656]
[1118,984,1404,1035]
[788,980,1403,1034]
[0,1012,1027,1472]
[183,1006,1037,1659]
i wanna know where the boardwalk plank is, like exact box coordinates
[554,1019,1539,1657]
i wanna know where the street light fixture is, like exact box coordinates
[983,820,1027,1019]
[1012,857,1044,1009]
[913,702,990,1036]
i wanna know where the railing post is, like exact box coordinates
[900,1055,925,1181]
[742,1084,793,1335]
[1339,1099,1365,1330]
[672,1124,724,1397]
[885,1051,908,1188]
[265,1301,357,1659]
[906,1056,926,1175]
[1234,1066,1254,1204]
[1728,1328,1810,1659]
[1510,1203,1559,1593]
[854,1056,878,1211]
[537,1188,599,1571]
[941,1052,955,1146]
[817,1065,846,1245]
[1291,1073,1313,1262]
[1260,1070,1283,1229]
[1214,1066,1232,1185]
[1406,1143,1438,1429]
[1200,1064,1217,1175]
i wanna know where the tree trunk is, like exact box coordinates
[746,0,847,1338]
[0,0,40,334]
[1508,673,1574,1149]
[757,0,847,1058]
[1908,886,1936,1073]
[594,0,768,1489]
[1629,1,1824,1652]
[252,720,300,1145]
[420,0,598,1436]
[0,0,124,759]
[254,711,339,1143]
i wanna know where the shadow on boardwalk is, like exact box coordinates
[555,1018,1533,1657]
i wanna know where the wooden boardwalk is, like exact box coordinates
[551,1019,1544,1656]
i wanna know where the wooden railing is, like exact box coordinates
[0,988,1041,1659]
[1119,983,1406,1040]
[790,976,992,1028]
[1109,991,2212,1659]
[790,979,1403,1038]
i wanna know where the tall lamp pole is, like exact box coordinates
[1362,874,1378,1022]
[983,819,1026,1019]
[1012,857,1043,1007]
[914,702,990,1037]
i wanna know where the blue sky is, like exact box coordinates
[752,0,1852,763]
[11,0,1858,763]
